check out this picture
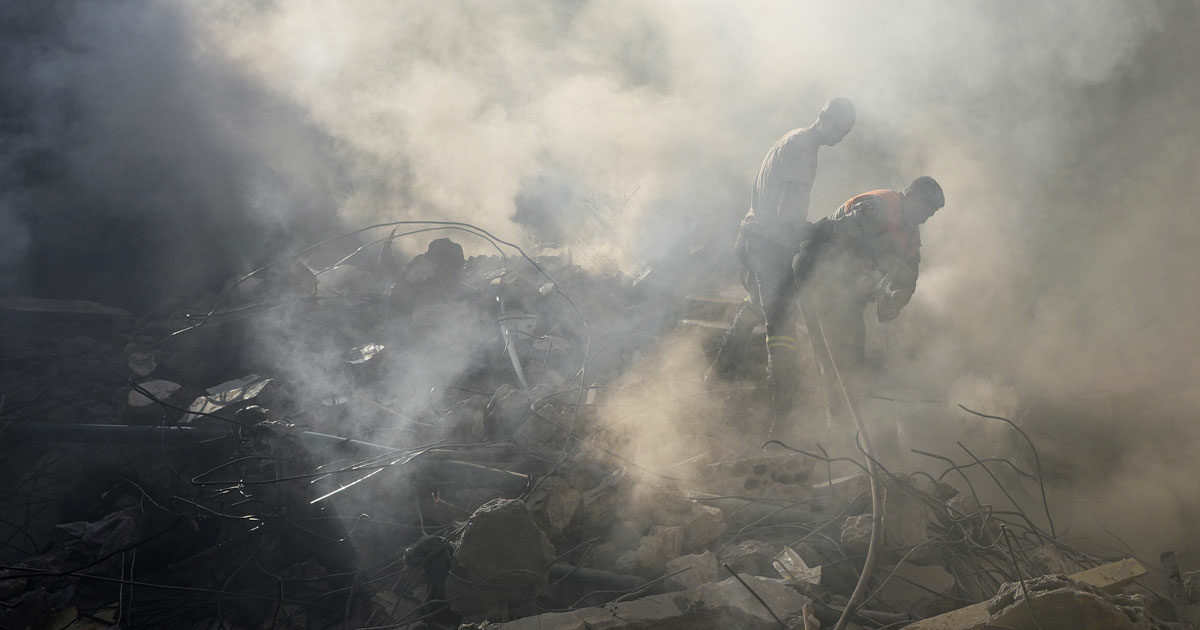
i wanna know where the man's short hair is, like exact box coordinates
[906,176,945,209]
[820,97,857,129]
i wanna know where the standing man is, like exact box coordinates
[714,98,857,427]
[793,176,946,420]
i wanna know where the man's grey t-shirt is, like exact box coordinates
[744,126,819,241]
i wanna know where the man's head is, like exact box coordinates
[901,176,945,224]
[813,97,856,145]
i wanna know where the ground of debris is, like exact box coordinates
[2,231,1196,629]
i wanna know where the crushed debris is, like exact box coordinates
[0,229,1189,629]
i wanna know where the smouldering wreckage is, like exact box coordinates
[1,221,1197,629]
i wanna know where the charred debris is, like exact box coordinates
[1,222,1196,630]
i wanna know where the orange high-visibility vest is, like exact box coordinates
[834,189,914,255]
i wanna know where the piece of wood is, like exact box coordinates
[905,557,1147,630]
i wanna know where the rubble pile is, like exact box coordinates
[0,228,1187,629]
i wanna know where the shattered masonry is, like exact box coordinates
[0,232,1189,630]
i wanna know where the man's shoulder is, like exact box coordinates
[779,126,817,148]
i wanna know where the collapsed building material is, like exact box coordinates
[526,475,582,537]
[631,525,685,576]
[986,574,1161,630]
[6,224,1194,629]
[665,551,720,591]
[906,558,1148,630]
[719,540,780,577]
[445,499,557,621]
[482,574,812,630]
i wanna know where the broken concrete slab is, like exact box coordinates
[679,503,727,551]
[637,488,729,551]
[719,539,779,577]
[525,475,581,537]
[580,470,631,525]
[906,558,1148,630]
[489,574,811,630]
[987,574,1158,630]
[839,475,934,562]
[665,551,719,591]
[445,498,556,621]
[706,454,815,498]
[880,474,934,557]
[633,525,683,576]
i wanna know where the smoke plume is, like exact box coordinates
[4,0,1199,558]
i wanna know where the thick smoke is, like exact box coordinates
[0,1,346,308]
[4,0,1200,557]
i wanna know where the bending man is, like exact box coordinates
[794,176,946,422]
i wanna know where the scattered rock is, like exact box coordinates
[633,525,683,576]
[580,470,631,525]
[881,474,933,556]
[719,540,779,577]
[839,475,933,562]
[840,513,873,553]
[445,499,556,621]
[680,503,727,550]
[526,475,581,537]
[665,551,719,591]
[640,488,727,550]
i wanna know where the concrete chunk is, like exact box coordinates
[445,499,556,621]
[987,574,1157,630]
[491,575,810,630]
[525,475,581,537]
[665,551,719,591]
[719,539,778,577]
[633,525,683,576]
[906,558,1148,630]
